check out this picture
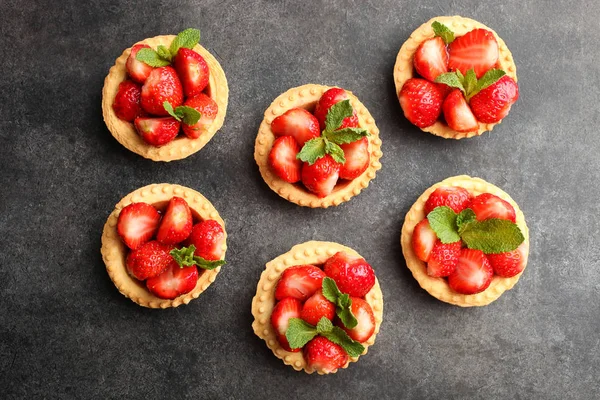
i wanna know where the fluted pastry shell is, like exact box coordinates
[102,35,229,161]
[254,84,383,208]
[400,175,529,307]
[251,241,383,374]
[101,183,227,308]
[393,16,518,139]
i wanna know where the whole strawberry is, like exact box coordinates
[304,336,348,373]
[487,243,527,277]
[185,220,225,261]
[141,66,183,116]
[314,88,359,130]
[424,186,472,215]
[112,80,144,122]
[426,241,461,277]
[399,78,444,128]
[323,252,375,298]
[469,75,519,123]
[126,240,174,281]
[300,290,335,326]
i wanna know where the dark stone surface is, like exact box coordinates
[1,0,598,398]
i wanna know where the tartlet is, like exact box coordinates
[101,183,227,308]
[393,15,517,139]
[102,35,228,161]
[400,175,529,306]
[254,84,383,208]
[251,241,383,374]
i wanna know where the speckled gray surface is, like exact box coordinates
[1,0,599,399]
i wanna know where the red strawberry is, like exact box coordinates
[156,196,192,245]
[126,44,154,84]
[181,93,218,139]
[339,137,370,180]
[340,297,375,342]
[469,75,519,123]
[117,202,161,250]
[274,265,326,302]
[300,290,335,326]
[468,193,516,222]
[323,252,375,298]
[304,336,348,373]
[271,108,321,146]
[314,88,359,130]
[173,48,210,98]
[112,80,144,122]
[412,219,438,262]
[487,243,527,277]
[398,78,444,128]
[134,117,180,146]
[301,155,340,198]
[448,28,499,78]
[413,36,449,82]
[185,219,225,261]
[268,136,302,183]
[442,89,479,132]
[271,297,302,352]
[436,82,453,99]
[425,186,472,215]
[146,260,198,299]
[126,240,174,281]
[448,248,494,295]
[140,66,183,116]
[426,241,461,277]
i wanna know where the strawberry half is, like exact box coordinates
[414,37,449,82]
[427,241,461,278]
[126,240,174,281]
[134,117,180,147]
[126,44,154,84]
[448,248,493,295]
[117,202,161,250]
[323,252,375,298]
[304,336,348,373]
[448,28,499,79]
[487,243,527,277]
[301,155,340,198]
[140,66,183,116]
[469,75,519,123]
[468,193,516,222]
[339,297,375,343]
[173,48,210,98]
[313,88,359,131]
[112,80,144,122]
[268,136,302,183]
[399,78,444,128]
[185,219,225,261]
[442,89,479,132]
[300,290,335,326]
[339,137,370,180]
[424,186,472,215]
[274,265,326,302]
[146,260,198,299]
[156,196,193,245]
[271,297,302,352]
[412,218,438,262]
[181,93,218,139]
[270,108,321,146]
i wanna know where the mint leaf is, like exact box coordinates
[177,106,201,125]
[316,317,334,333]
[325,140,346,164]
[325,127,369,145]
[170,245,225,270]
[156,45,173,62]
[456,208,477,234]
[455,69,464,83]
[164,101,180,121]
[476,69,506,93]
[297,137,326,164]
[321,278,357,329]
[463,69,478,97]
[435,72,465,93]
[325,99,353,132]
[135,47,170,67]
[427,206,460,243]
[461,219,525,254]
[169,28,201,56]
[321,276,342,303]
[432,21,455,44]
[322,327,365,357]
[286,318,317,350]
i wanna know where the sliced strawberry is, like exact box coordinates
[442,89,479,132]
[469,75,519,123]
[424,186,472,215]
[427,241,461,277]
[126,44,154,84]
[271,297,302,352]
[412,219,438,262]
[140,66,183,116]
[399,78,444,128]
[181,93,218,139]
[271,108,321,146]
[301,155,340,198]
[448,28,499,78]
[117,202,161,250]
[339,137,370,180]
[313,88,359,130]
[134,117,180,146]
[185,219,225,261]
[436,82,453,99]
[146,260,198,299]
[304,336,348,373]
[487,243,527,277]
[300,290,335,326]
[156,196,192,245]
[112,80,144,122]
[414,36,449,82]
[126,240,174,281]
[448,248,493,295]
[268,136,302,183]
[468,193,516,222]
[274,265,326,302]
[339,297,376,342]
[173,48,210,98]
[323,252,375,298]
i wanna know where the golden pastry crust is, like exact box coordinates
[101,183,227,308]
[393,16,518,139]
[254,84,383,208]
[102,35,229,161]
[251,241,383,374]
[400,175,529,307]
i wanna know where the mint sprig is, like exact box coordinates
[285,317,365,357]
[321,277,358,329]
[136,28,201,67]
[135,48,171,67]
[164,101,202,125]
[432,21,455,44]
[169,28,201,55]
[170,245,225,270]
[435,68,506,100]
[427,206,460,243]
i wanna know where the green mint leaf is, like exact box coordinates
[321,278,358,329]
[476,69,506,93]
[286,318,317,350]
[324,140,346,164]
[427,206,460,243]
[455,69,464,83]
[461,219,525,254]
[135,47,171,67]
[435,72,465,94]
[175,105,201,125]
[170,245,225,270]
[456,208,477,234]
[169,28,201,56]
[316,317,334,334]
[463,69,478,97]
[322,327,365,357]
[163,101,182,121]
[156,45,173,62]
[325,127,369,145]
[325,99,353,132]
[432,21,455,44]
[297,137,326,165]
[192,256,225,270]
[321,277,342,303]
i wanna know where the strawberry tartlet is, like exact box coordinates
[101,183,227,308]
[102,29,228,161]
[400,176,529,307]
[252,241,383,374]
[254,84,383,208]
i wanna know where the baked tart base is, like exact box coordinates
[400,175,529,307]
[251,241,383,374]
[101,183,227,308]
[254,84,383,208]
[102,35,229,162]
[393,16,518,139]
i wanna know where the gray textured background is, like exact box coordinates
[1,0,598,399]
